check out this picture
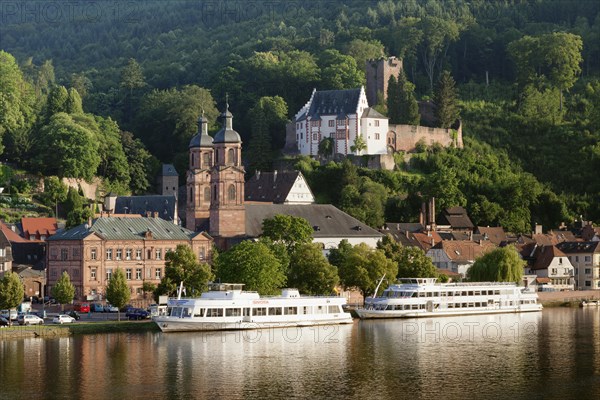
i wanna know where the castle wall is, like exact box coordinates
[387,122,463,153]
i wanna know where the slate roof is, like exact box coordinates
[214,107,241,143]
[411,231,444,251]
[189,115,214,148]
[556,241,600,254]
[161,164,178,177]
[114,195,176,222]
[306,89,361,119]
[48,217,199,241]
[382,222,425,233]
[361,107,386,119]
[244,204,382,239]
[245,171,312,204]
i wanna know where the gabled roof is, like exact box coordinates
[21,217,57,239]
[382,222,425,233]
[556,241,600,254]
[48,217,197,241]
[412,231,444,251]
[531,245,568,271]
[438,207,474,230]
[0,221,27,243]
[244,204,382,239]
[114,195,176,222]
[245,171,312,204]
[429,240,496,262]
[306,89,361,119]
[475,227,507,246]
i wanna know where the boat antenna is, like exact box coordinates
[372,274,386,298]
[177,281,184,300]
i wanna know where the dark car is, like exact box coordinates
[0,316,9,327]
[68,310,81,320]
[125,308,150,320]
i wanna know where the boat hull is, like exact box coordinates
[355,305,543,319]
[153,316,353,332]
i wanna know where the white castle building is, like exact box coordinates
[294,87,389,157]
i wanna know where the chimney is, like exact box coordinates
[428,197,436,229]
[273,170,278,182]
[534,224,543,235]
[153,211,159,218]
[256,171,261,180]
[88,217,92,227]
[431,238,435,246]
[420,202,426,225]
[396,223,400,230]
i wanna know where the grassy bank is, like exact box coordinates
[0,320,160,340]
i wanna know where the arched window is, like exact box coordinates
[204,186,210,202]
[203,153,210,168]
[228,148,235,165]
[228,184,236,201]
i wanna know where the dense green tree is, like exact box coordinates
[387,75,401,123]
[319,49,365,89]
[64,88,83,114]
[434,70,459,128]
[154,277,177,302]
[106,268,130,321]
[120,58,145,95]
[64,186,83,217]
[42,176,68,217]
[350,134,367,155]
[35,113,101,180]
[388,70,420,125]
[121,131,154,194]
[395,246,438,279]
[376,234,403,263]
[95,116,130,192]
[163,244,214,296]
[318,137,335,159]
[346,39,385,70]
[467,246,524,283]
[215,241,286,295]
[245,96,288,172]
[0,51,35,155]
[518,84,563,125]
[43,85,69,122]
[70,73,92,99]
[334,242,397,297]
[288,243,339,295]
[51,271,75,311]
[261,214,313,252]
[0,272,24,323]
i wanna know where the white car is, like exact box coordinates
[103,304,118,313]
[52,314,76,324]
[18,314,44,325]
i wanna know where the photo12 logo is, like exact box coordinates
[197,322,341,344]
[1,1,140,24]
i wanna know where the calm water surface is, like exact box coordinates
[1,308,599,399]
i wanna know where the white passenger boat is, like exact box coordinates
[153,283,353,332]
[356,278,542,319]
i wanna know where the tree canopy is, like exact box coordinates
[0,271,24,312]
[106,268,131,320]
[467,246,524,283]
[288,243,339,295]
[51,271,75,308]
[163,244,214,297]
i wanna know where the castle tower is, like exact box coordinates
[186,113,214,231]
[365,56,403,107]
[209,103,246,239]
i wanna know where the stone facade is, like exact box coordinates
[365,56,402,107]
[386,122,463,153]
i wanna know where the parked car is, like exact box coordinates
[103,304,118,313]
[32,310,47,319]
[0,310,18,321]
[52,314,76,324]
[74,302,90,313]
[18,314,44,325]
[0,316,9,327]
[92,303,104,312]
[125,308,150,320]
[68,311,81,320]
[121,304,134,313]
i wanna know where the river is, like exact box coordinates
[1,308,599,399]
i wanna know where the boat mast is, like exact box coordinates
[372,274,386,298]
[177,281,184,300]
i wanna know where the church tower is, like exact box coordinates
[209,103,246,239]
[186,113,214,231]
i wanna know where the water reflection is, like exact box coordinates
[1,309,599,399]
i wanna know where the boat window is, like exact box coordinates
[253,307,267,316]
[225,308,242,317]
[243,308,251,317]
[207,308,223,317]
[194,308,205,317]
[328,305,339,314]
[494,290,500,295]
[268,307,282,316]
[182,308,192,318]
[411,304,419,310]
[474,291,481,296]
[433,292,439,297]
[284,307,298,315]
[418,292,425,297]
[170,307,182,317]
[302,306,311,315]
[448,303,453,308]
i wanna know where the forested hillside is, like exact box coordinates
[1,0,599,230]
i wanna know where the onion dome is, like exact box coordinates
[213,102,241,144]
[188,113,213,148]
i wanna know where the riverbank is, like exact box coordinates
[538,290,600,307]
[0,320,159,340]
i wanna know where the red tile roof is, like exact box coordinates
[0,221,27,243]
[21,217,57,240]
